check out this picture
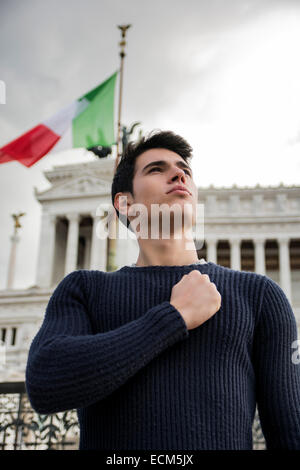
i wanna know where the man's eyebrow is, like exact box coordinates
[141,160,192,174]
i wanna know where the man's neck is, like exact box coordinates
[134,238,200,267]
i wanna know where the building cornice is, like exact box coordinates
[0,286,54,302]
[196,184,300,195]
[43,156,116,185]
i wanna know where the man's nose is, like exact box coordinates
[171,167,186,182]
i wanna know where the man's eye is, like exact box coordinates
[148,167,191,175]
[149,167,162,172]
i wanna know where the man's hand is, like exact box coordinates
[170,270,221,330]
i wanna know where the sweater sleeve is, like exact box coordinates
[25,270,189,415]
[252,276,300,449]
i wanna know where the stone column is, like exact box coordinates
[64,213,80,275]
[206,238,217,263]
[5,327,13,347]
[230,238,241,270]
[6,234,20,290]
[83,237,92,269]
[18,326,31,372]
[116,221,140,268]
[90,212,107,271]
[254,238,266,275]
[278,237,292,302]
[35,212,56,288]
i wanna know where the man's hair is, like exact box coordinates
[111,130,193,228]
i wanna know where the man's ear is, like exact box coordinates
[114,192,133,216]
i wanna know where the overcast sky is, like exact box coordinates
[1,0,300,289]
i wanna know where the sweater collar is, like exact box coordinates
[128,258,207,268]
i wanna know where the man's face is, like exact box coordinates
[126,148,198,233]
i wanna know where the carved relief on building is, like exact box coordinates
[36,175,111,201]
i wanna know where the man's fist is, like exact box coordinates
[170,270,221,330]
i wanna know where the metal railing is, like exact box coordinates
[0,381,266,450]
[252,409,266,449]
[0,382,79,450]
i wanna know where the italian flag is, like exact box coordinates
[0,71,118,167]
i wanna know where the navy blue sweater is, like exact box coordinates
[25,262,300,450]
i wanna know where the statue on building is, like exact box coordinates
[11,212,26,233]
[87,146,112,159]
[122,122,142,152]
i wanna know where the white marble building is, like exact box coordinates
[0,156,299,382]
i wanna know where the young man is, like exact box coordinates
[25,131,300,450]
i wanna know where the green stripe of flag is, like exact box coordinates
[73,71,118,148]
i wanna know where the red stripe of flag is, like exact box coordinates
[0,124,60,167]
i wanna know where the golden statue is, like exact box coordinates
[11,212,26,232]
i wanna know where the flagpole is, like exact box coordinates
[114,24,131,173]
[107,24,131,272]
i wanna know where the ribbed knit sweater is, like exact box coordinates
[25,261,300,450]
